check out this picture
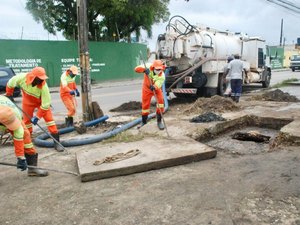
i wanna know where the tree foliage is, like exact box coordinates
[25,0,170,42]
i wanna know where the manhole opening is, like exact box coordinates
[205,126,279,155]
[191,115,293,154]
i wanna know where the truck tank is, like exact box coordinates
[155,15,271,97]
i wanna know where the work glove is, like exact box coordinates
[75,89,80,97]
[144,68,150,76]
[70,90,75,95]
[5,95,14,102]
[17,157,27,171]
[31,116,39,125]
[150,85,155,91]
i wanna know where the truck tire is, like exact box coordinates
[262,70,271,88]
[217,74,226,96]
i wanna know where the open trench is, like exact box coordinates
[189,115,294,155]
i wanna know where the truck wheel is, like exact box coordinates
[292,68,295,72]
[262,71,271,88]
[217,74,226,96]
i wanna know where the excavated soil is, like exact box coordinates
[109,101,141,112]
[183,95,240,114]
[251,89,300,102]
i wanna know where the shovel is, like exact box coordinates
[72,95,87,134]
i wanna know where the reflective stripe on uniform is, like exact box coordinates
[157,103,164,108]
[24,142,34,149]
[46,120,56,127]
[13,126,24,140]
[142,109,150,113]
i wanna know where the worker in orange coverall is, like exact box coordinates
[0,95,48,176]
[135,60,166,130]
[5,66,64,152]
[60,65,80,127]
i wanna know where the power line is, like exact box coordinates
[276,0,300,11]
[265,0,300,15]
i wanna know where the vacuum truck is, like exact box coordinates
[154,15,272,97]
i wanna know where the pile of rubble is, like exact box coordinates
[252,89,300,102]
[184,95,240,115]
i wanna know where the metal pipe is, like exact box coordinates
[0,161,79,176]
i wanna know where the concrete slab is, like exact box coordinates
[281,120,300,137]
[76,138,217,182]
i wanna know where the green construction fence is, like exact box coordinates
[0,40,147,87]
[269,46,284,69]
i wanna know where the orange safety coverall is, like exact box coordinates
[10,121,36,157]
[135,64,165,116]
[6,73,58,134]
[60,71,78,117]
[0,97,36,157]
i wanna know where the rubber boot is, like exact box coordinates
[25,153,48,177]
[157,113,165,130]
[235,96,240,103]
[65,116,74,127]
[51,133,64,152]
[142,115,148,125]
[68,117,74,126]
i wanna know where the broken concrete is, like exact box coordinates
[272,120,300,147]
[77,138,217,182]
[281,120,300,138]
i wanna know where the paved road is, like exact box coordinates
[270,70,300,85]
[51,80,142,118]
[265,70,300,98]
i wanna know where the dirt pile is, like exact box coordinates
[269,132,300,150]
[183,95,240,115]
[252,89,300,102]
[190,112,226,123]
[110,101,141,112]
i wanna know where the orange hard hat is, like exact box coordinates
[69,65,79,75]
[0,106,21,131]
[151,60,165,70]
[26,67,48,84]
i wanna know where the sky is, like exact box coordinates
[1,0,300,51]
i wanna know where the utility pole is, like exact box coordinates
[77,0,93,121]
[279,18,283,46]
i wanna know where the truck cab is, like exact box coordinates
[290,54,300,72]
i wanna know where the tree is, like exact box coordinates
[25,0,170,42]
